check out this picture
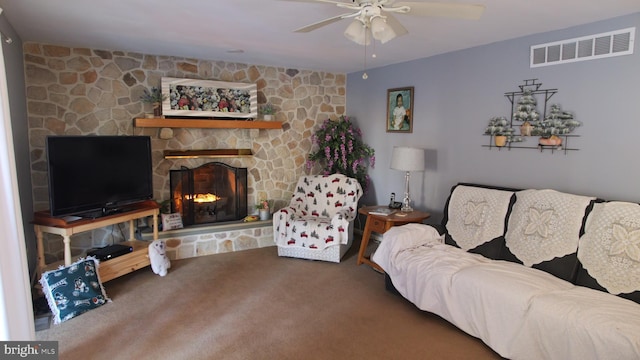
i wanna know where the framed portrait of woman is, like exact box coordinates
[386,87,414,133]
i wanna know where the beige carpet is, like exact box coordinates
[36,243,500,360]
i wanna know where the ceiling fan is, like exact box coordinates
[284,0,485,45]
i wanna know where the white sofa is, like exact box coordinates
[373,183,640,360]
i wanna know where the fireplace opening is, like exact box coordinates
[170,162,247,226]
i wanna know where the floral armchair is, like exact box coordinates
[273,174,362,263]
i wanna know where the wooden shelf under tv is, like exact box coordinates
[134,117,283,129]
[33,200,159,282]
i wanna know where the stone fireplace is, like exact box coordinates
[25,43,346,262]
[170,162,248,226]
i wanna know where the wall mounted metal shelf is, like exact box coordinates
[484,79,580,154]
[483,134,579,154]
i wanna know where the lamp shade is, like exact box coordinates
[370,16,396,44]
[344,19,370,46]
[390,146,425,172]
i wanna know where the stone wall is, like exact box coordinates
[24,42,346,262]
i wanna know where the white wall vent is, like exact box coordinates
[531,27,635,67]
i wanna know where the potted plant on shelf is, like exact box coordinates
[256,199,271,220]
[530,104,581,147]
[512,90,540,136]
[260,102,275,120]
[484,116,522,147]
[140,87,168,117]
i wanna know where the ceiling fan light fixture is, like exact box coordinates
[293,0,485,47]
[370,16,396,44]
[344,19,370,46]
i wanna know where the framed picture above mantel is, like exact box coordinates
[161,77,258,119]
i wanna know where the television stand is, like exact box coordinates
[33,200,159,282]
[74,205,132,220]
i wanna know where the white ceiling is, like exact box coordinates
[1,0,639,74]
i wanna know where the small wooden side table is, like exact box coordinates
[357,206,431,272]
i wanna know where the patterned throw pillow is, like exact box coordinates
[39,257,110,324]
[161,213,184,231]
[505,189,594,267]
[577,201,640,299]
[503,189,595,282]
[445,184,514,253]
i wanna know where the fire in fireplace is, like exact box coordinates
[170,162,247,226]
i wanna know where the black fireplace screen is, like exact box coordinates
[170,162,247,226]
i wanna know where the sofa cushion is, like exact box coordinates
[577,201,640,304]
[517,286,640,359]
[373,223,444,274]
[448,261,577,359]
[443,184,515,259]
[373,224,581,359]
[504,189,595,281]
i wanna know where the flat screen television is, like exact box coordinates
[46,135,154,218]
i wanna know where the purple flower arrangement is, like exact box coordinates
[307,116,375,193]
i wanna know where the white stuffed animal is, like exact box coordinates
[148,239,171,277]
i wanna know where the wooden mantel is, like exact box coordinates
[134,117,283,129]
[163,149,252,159]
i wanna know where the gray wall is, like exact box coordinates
[347,13,640,223]
[0,16,35,276]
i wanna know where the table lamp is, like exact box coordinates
[390,146,425,212]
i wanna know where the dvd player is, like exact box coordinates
[87,244,133,261]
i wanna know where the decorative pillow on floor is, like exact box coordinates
[39,256,110,324]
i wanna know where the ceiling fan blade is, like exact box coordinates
[293,13,354,33]
[384,13,408,38]
[279,0,362,11]
[279,0,347,5]
[393,2,485,20]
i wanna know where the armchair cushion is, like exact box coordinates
[274,174,362,251]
